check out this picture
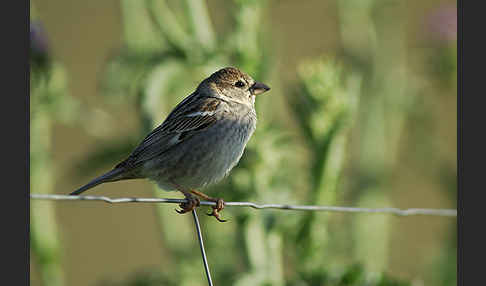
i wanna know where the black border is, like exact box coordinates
[461,1,485,285]
[4,0,29,285]
[457,0,462,284]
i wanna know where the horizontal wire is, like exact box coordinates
[29,194,457,217]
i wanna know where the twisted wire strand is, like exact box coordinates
[29,194,457,217]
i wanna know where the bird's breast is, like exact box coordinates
[145,108,257,191]
[183,111,256,188]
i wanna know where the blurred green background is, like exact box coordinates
[30,0,457,285]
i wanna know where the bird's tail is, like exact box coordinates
[70,168,127,196]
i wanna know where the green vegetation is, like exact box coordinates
[30,1,456,285]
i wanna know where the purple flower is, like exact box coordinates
[30,21,49,55]
[426,5,457,42]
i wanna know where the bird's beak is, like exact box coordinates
[250,81,271,96]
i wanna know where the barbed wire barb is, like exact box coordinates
[30,194,457,217]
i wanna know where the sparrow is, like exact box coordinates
[70,67,270,222]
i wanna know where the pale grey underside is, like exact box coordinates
[142,109,256,191]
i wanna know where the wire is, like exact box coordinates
[192,210,213,286]
[29,194,457,217]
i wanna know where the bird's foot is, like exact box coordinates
[190,190,227,222]
[176,192,200,214]
[207,197,226,222]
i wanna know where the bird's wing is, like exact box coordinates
[116,95,223,169]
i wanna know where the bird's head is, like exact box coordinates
[198,67,270,106]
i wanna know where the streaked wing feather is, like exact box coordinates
[117,95,222,168]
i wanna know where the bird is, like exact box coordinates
[70,67,270,222]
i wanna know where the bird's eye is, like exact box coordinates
[235,80,245,88]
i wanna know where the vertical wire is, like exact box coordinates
[191,209,213,286]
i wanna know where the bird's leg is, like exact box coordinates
[190,190,227,222]
[175,191,200,214]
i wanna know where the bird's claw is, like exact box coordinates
[175,195,200,214]
[206,198,227,222]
